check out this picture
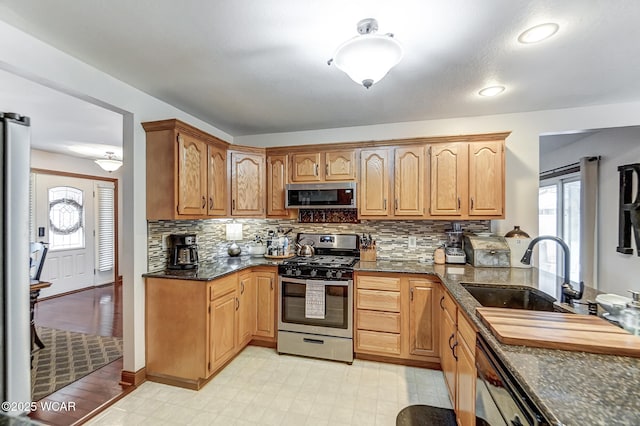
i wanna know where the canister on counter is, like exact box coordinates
[505,225,531,269]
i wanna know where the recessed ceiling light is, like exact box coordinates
[518,23,559,44]
[478,86,505,97]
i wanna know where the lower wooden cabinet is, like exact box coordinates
[354,272,440,362]
[145,266,277,389]
[254,268,277,340]
[439,288,477,426]
[210,285,237,372]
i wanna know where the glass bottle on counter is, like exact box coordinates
[620,290,640,336]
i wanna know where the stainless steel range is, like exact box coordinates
[277,233,359,363]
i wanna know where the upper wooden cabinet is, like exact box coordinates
[290,150,356,182]
[430,143,467,217]
[359,148,391,216]
[325,150,357,181]
[177,133,208,216]
[468,141,504,216]
[143,119,229,220]
[429,140,504,219]
[207,144,227,216]
[230,150,265,217]
[394,146,426,216]
[360,146,426,218]
[266,154,291,218]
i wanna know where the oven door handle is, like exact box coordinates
[306,279,350,287]
[279,276,308,285]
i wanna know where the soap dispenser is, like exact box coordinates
[621,290,640,336]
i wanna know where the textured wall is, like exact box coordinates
[147,218,490,272]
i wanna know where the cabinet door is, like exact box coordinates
[456,337,476,426]
[237,273,255,348]
[408,279,438,357]
[468,141,504,217]
[255,271,276,338]
[441,310,457,406]
[291,152,322,182]
[325,150,356,181]
[207,144,227,216]
[429,143,467,216]
[360,149,391,216]
[210,291,237,371]
[266,154,289,217]
[231,152,265,216]
[177,133,207,215]
[395,146,425,216]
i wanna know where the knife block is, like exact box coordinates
[360,248,377,262]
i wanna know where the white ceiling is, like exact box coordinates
[0,69,123,160]
[2,0,640,138]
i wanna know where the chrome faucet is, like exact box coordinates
[520,235,584,305]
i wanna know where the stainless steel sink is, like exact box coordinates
[461,283,560,312]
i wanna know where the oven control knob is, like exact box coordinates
[325,270,333,278]
[310,269,317,277]
[335,271,343,279]
[294,269,302,276]
[285,268,293,276]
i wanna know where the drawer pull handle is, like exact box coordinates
[303,338,324,345]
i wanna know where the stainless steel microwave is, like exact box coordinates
[285,182,356,209]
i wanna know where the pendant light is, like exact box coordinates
[328,18,403,89]
[95,151,122,172]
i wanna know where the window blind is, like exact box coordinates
[96,184,114,272]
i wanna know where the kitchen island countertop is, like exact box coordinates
[355,260,640,426]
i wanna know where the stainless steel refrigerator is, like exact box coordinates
[1,112,31,410]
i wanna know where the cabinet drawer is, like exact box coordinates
[356,330,401,355]
[357,275,401,291]
[458,311,477,348]
[210,273,237,300]
[357,289,401,312]
[440,290,457,325]
[357,310,401,333]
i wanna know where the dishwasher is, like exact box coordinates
[475,335,550,425]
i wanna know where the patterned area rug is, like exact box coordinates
[31,327,123,401]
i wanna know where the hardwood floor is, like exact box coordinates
[29,284,131,425]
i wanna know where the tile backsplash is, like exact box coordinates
[147,218,491,272]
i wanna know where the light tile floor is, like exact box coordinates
[88,346,452,425]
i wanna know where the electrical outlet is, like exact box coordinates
[162,233,170,250]
[408,236,417,248]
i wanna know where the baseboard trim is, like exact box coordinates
[249,338,277,349]
[120,367,147,387]
[355,353,442,370]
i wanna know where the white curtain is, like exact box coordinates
[580,156,599,288]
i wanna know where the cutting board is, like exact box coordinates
[476,307,640,358]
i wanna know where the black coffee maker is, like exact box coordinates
[168,234,199,269]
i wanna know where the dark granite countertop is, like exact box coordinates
[142,256,281,281]
[355,260,640,426]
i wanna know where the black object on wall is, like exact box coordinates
[617,163,640,255]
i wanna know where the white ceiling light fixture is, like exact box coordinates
[478,86,506,97]
[518,23,560,44]
[95,151,122,172]
[328,18,403,89]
